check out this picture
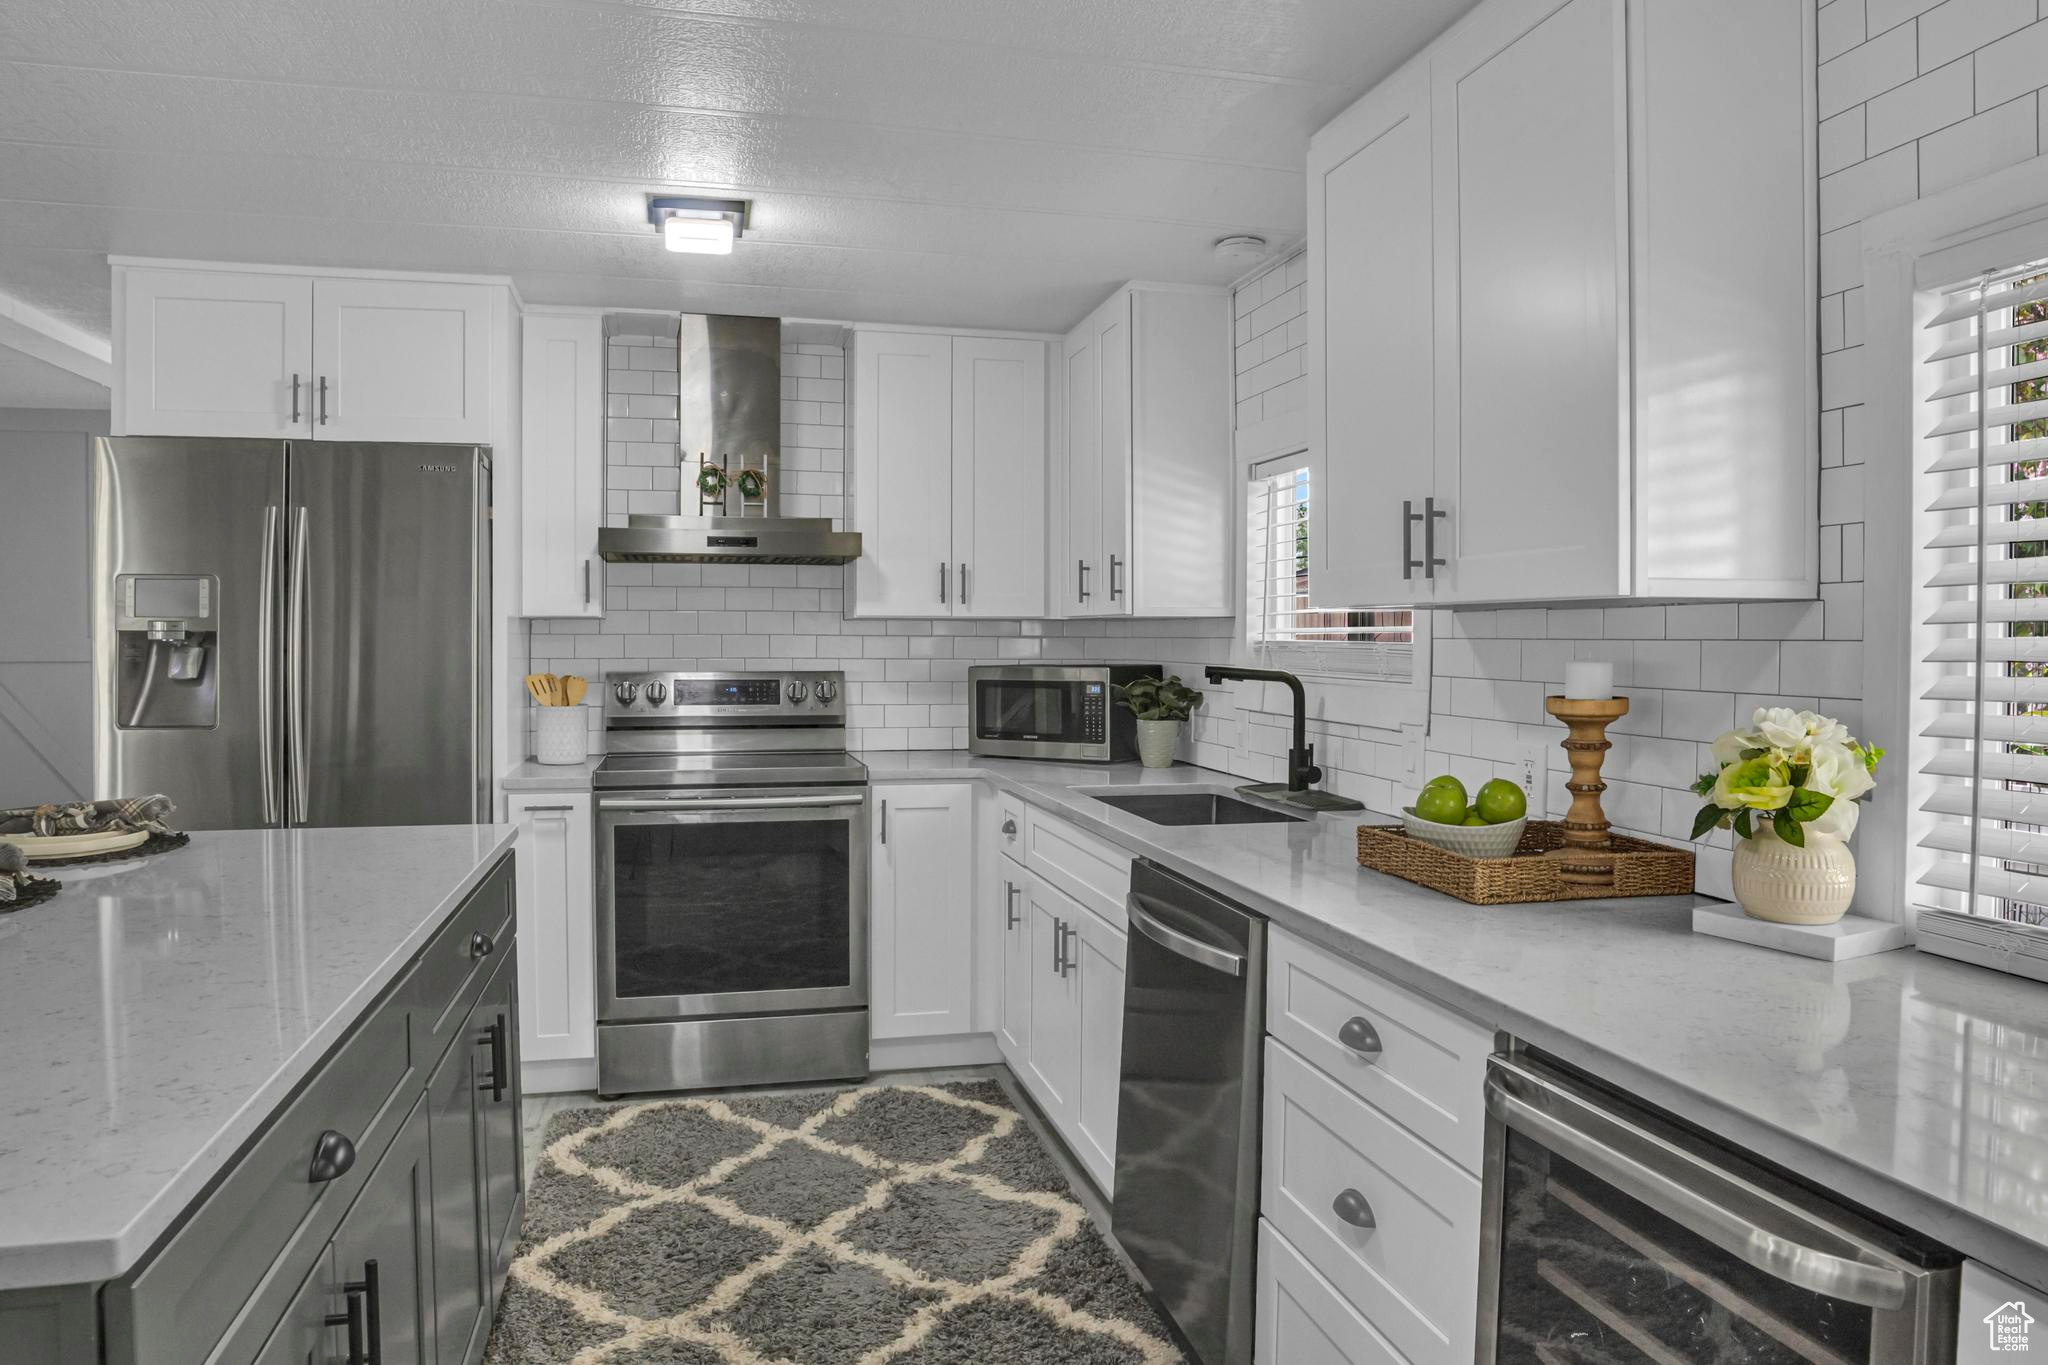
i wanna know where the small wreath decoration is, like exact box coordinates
[734,468,770,502]
[695,462,729,502]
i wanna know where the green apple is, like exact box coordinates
[1475,779,1528,825]
[1461,810,1490,826]
[1421,774,1467,806]
[1413,784,1468,825]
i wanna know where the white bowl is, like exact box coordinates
[1400,808,1527,859]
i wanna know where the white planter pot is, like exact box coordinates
[1731,822,1855,925]
[1134,718,1181,769]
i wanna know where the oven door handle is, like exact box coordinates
[1483,1060,1911,1311]
[597,794,865,811]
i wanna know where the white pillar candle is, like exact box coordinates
[1563,660,1614,701]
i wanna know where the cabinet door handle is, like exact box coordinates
[470,930,496,958]
[1109,554,1123,601]
[522,804,573,813]
[333,1260,384,1365]
[959,562,969,607]
[307,1129,356,1182]
[477,1013,508,1102]
[1061,922,1078,977]
[584,558,592,606]
[1051,915,1065,973]
[1005,880,1021,928]
[324,1279,367,1365]
[878,798,888,844]
[1332,1188,1377,1231]
[939,561,948,605]
[318,375,329,426]
[290,372,302,424]
[1424,496,1447,579]
[1337,1016,1383,1060]
[1077,559,1091,602]
[1402,500,1424,580]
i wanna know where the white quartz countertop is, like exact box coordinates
[866,751,2048,1287]
[0,823,517,1290]
[502,756,601,790]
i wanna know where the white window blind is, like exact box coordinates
[1914,261,2048,950]
[1245,457,1412,680]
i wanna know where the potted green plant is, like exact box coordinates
[1113,675,1204,769]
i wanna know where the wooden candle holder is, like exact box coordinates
[1544,696,1629,889]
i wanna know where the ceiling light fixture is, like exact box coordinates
[648,196,750,256]
[1212,235,1269,262]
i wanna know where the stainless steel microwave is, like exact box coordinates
[968,664,1162,763]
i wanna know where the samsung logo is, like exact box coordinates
[418,463,459,473]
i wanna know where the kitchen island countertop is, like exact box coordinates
[864,751,2048,1287]
[0,823,516,1290]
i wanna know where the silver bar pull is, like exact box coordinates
[317,375,329,426]
[288,505,310,823]
[522,804,574,813]
[1109,554,1123,601]
[1005,880,1021,928]
[1424,496,1447,579]
[1127,896,1245,977]
[1337,1016,1383,1060]
[939,561,948,605]
[1051,915,1066,973]
[959,562,968,607]
[1060,922,1078,977]
[1077,559,1091,602]
[879,797,888,844]
[583,558,592,606]
[289,374,301,425]
[1332,1189,1377,1230]
[1402,500,1424,580]
[258,505,280,825]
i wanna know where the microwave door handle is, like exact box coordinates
[1483,1064,1911,1310]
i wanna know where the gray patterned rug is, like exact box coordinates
[483,1080,1187,1364]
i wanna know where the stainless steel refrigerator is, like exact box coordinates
[91,438,491,831]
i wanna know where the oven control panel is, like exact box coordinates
[604,670,847,721]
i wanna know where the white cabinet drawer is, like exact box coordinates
[1262,1039,1479,1365]
[1267,927,1492,1172]
[993,789,1027,869]
[1256,1221,1411,1365]
[1024,804,1130,921]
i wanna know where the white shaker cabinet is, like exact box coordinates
[1306,0,1816,606]
[1069,903,1127,1193]
[113,261,502,447]
[507,792,596,1089]
[116,268,314,439]
[870,783,976,1039]
[849,329,1048,618]
[519,312,607,618]
[1021,872,1084,1128]
[1058,285,1233,618]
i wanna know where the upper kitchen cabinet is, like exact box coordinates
[848,327,1048,619]
[1058,286,1233,618]
[520,311,607,618]
[1308,0,1816,608]
[113,259,508,446]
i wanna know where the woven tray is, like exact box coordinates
[0,876,62,912]
[1357,821,1693,905]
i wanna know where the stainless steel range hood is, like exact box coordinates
[597,313,861,566]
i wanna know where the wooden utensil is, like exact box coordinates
[525,674,551,706]
[564,675,587,706]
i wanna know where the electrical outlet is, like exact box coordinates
[1516,741,1546,815]
[1400,725,1424,778]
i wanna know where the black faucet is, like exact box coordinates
[1204,666,1321,793]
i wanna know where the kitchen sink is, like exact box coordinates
[1086,788,1308,826]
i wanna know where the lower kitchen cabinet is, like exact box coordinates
[1022,875,1083,1123]
[870,783,977,1039]
[1008,869,1126,1194]
[327,1096,436,1365]
[252,1250,337,1365]
[994,862,1032,1064]
[507,792,596,1088]
[1256,1221,1407,1365]
[1070,906,1126,1190]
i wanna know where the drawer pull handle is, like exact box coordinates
[308,1129,356,1183]
[1332,1188,1377,1231]
[1005,880,1021,929]
[470,930,495,959]
[1001,818,1017,835]
[1337,1016,1382,1060]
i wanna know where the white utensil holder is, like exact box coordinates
[534,707,589,765]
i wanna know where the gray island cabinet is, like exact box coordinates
[0,833,524,1365]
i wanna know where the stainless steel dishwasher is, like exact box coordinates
[1111,859,1265,1365]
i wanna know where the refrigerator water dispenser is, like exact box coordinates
[114,574,218,729]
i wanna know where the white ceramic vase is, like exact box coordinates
[1731,822,1856,925]
[535,707,589,766]
[1135,718,1181,769]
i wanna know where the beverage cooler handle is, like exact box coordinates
[288,506,310,823]
[1482,1060,1911,1310]
[258,505,281,825]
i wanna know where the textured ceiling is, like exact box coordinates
[0,348,108,408]
[0,0,1474,341]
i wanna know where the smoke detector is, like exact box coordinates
[1212,235,1269,262]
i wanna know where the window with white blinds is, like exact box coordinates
[1245,456,1413,680]
[1913,261,2048,931]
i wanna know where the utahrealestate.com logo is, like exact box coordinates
[1986,1301,2036,1352]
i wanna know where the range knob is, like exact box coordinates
[813,679,839,704]
[612,680,639,706]
[644,680,669,706]
[786,680,811,704]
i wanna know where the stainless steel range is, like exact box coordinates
[593,669,869,1096]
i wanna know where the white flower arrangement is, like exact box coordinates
[1690,708,1883,846]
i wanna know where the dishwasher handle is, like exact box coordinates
[1127,895,1245,977]
[1484,1058,1912,1311]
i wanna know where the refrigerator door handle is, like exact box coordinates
[259,505,281,825]
[288,505,310,823]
